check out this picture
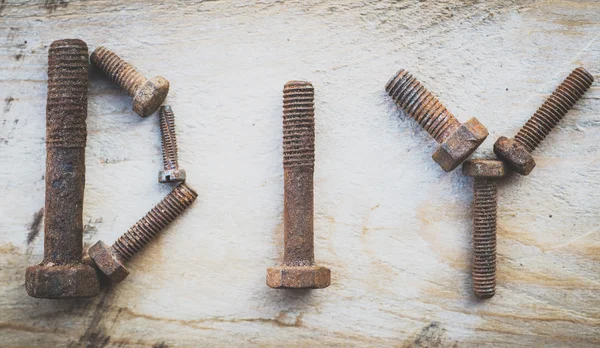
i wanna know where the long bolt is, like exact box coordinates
[26,39,99,298]
[158,105,186,183]
[88,183,198,283]
[266,81,331,289]
[90,46,169,117]
[386,69,488,172]
[463,159,506,299]
[494,67,594,175]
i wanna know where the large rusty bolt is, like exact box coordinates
[386,69,488,172]
[90,46,169,117]
[266,81,331,289]
[463,159,506,299]
[88,182,197,283]
[494,67,594,175]
[25,39,100,298]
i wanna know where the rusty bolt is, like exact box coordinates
[25,39,100,298]
[463,159,506,299]
[90,46,169,117]
[88,182,197,283]
[158,105,186,183]
[266,81,331,289]
[386,69,488,172]
[494,67,594,175]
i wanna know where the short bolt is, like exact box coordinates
[88,182,198,283]
[158,105,186,183]
[26,39,100,298]
[494,67,594,175]
[90,46,169,117]
[386,69,488,172]
[266,81,331,289]
[463,159,506,299]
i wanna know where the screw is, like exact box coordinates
[463,159,506,299]
[90,46,169,117]
[266,81,331,289]
[88,182,197,283]
[158,105,186,183]
[386,69,488,172]
[494,67,594,175]
[25,39,100,298]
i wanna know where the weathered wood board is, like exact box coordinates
[1,1,599,346]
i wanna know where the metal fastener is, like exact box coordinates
[463,159,506,299]
[266,81,331,289]
[494,67,594,175]
[88,182,197,283]
[158,105,186,183]
[26,39,100,298]
[90,46,169,117]
[386,69,489,172]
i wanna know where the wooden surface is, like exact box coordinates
[1,1,599,347]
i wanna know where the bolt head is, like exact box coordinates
[432,118,489,172]
[88,241,130,283]
[266,265,331,289]
[463,159,506,178]
[158,169,186,183]
[132,76,170,117]
[493,136,536,175]
[25,263,99,298]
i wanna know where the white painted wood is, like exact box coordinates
[0,1,599,346]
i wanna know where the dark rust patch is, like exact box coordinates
[494,67,594,175]
[386,69,488,171]
[4,96,14,113]
[26,208,44,244]
[266,81,331,289]
[25,39,99,299]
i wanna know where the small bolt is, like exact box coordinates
[463,159,506,299]
[266,81,331,289]
[90,46,169,117]
[158,105,186,183]
[494,67,594,175]
[26,39,99,298]
[88,182,198,283]
[386,69,488,172]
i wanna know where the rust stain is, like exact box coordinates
[26,208,43,244]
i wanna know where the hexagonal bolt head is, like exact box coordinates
[88,241,130,283]
[25,264,99,298]
[432,118,489,172]
[266,266,331,289]
[493,136,536,175]
[158,168,186,183]
[133,76,170,117]
[463,159,507,178]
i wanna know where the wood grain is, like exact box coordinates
[0,0,599,346]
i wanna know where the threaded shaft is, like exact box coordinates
[514,67,594,152]
[386,69,461,143]
[283,81,315,169]
[159,105,179,170]
[44,39,89,264]
[90,46,147,97]
[472,178,497,298]
[111,183,198,261]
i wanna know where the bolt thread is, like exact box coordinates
[514,67,594,152]
[386,69,461,143]
[111,183,198,261]
[46,39,88,149]
[90,46,147,97]
[283,81,315,168]
[159,105,179,170]
[472,178,497,298]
